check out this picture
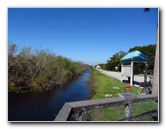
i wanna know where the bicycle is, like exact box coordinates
[137,76,153,95]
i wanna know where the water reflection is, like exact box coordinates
[8,69,92,121]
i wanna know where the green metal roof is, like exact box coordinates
[121,50,149,62]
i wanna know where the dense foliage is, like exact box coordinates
[103,44,156,74]
[129,44,156,73]
[105,51,126,71]
[8,44,89,92]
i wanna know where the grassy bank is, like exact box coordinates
[89,68,138,99]
[88,68,157,121]
[8,44,89,93]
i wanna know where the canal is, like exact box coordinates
[8,69,92,121]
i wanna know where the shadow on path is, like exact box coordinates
[122,80,140,86]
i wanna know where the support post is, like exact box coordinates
[144,62,147,82]
[125,102,132,120]
[118,93,136,121]
[121,63,123,82]
[130,62,133,86]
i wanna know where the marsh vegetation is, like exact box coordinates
[8,44,89,92]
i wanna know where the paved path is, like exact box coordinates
[97,69,147,87]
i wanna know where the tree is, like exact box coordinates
[128,44,156,74]
[152,25,159,94]
[143,8,158,94]
[106,51,127,71]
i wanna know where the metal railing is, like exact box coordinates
[54,93,158,121]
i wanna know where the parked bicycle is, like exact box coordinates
[137,76,153,95]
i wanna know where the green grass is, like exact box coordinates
[89,68,138,99]
[86,101,157,121]
[86,105,126,121]
[87,68,158,121]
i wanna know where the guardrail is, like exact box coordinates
[54,93,158,121]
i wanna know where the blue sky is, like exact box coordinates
[8,8,158,65]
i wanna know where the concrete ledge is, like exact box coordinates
[54,94,158,121]
[118,93,137,100]
[54,103,72,121]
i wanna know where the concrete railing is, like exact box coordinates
[54,93,158,121]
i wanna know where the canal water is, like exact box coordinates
[8,69,92,121]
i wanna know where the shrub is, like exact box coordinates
[8,44,89,92]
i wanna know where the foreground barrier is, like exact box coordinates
[55,93,158,121]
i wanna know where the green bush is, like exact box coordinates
[8,44,89,92]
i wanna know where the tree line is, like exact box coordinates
[8,44,89,92]
[98,44,156,74]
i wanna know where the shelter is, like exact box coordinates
[120,50,149,86]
